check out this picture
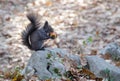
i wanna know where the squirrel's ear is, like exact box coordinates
[44,21,49,26]
[43,21,49,29]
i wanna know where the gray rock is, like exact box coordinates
[49,61,65,77]
[24,51,52,80]
[23,48,81,80]
[100,42,120,61]
[69,54,81,65]
[86,56,120,81]
[46,48,81,65]
[46,48,69,57]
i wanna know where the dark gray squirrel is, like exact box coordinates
[22,13,57,51]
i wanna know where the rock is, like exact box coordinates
[49,61,65,77]
[46,48,69,57]
[69,54,81,65]
[23,48,81,80]
[86,56,120,81]
[23,51,52,80]
[47,48,81,65]
[100,42,120,61]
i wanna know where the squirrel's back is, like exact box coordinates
[22,13,41,50]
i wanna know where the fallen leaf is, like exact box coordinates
[96,30,99,36]
[101,53,111,60]
[45,0,52,6]
[90,49,97,55]
[5,17,11,21]
[115,61,120,67]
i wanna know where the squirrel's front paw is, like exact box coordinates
[41,46,46,50]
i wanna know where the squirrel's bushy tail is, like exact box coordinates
[22,13,41,50]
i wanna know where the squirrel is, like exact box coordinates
[22,13,57,51]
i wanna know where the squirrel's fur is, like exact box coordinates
[22,13,56,51]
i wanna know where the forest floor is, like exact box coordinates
[0,0,120,81]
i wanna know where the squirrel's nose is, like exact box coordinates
[49,32,57,39]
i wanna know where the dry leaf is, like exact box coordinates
[115,61,120,67]
[101,53,111,60]
[90,49,97,55]
[72,20,78,27]
[12,75,24,81]
[32,1,35,6]
[96,31,99,36]
[12,71,24,81]
[79,68,103,81]
[45,0,52,6]
[45,79,52,81]
[5,17,11,21]
[3,71,12,79]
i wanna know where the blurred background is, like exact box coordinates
[0,0,120,80]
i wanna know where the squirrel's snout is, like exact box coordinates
[49,32,57,39]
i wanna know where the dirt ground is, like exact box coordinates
[0,0,120,81]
